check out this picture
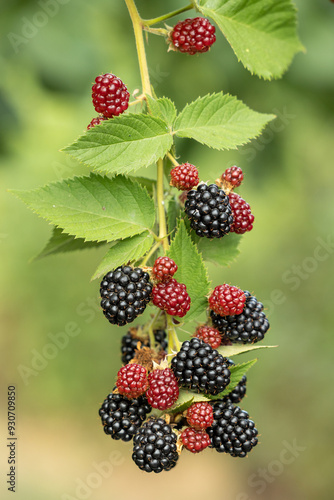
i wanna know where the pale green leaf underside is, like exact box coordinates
[64,114,173,175]
[92,232,154,280]
[196,0,304,79]
[11,174,155,243]
[169,389,210,414]
[198,232,241,267]
[174,94,275,149]
[168,220,210,324]
[34,227,106,260]
[146,95,177,128]
[207,359,257,400]
[218,344,278,357]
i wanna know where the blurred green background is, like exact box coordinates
[1,0,334,498]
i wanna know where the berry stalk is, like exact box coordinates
[142,4,194,27]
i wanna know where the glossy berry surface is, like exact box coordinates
[209,284,246,317]
[229,192,254,234]
[171,338,230,395]
[92,73,130,118]
[132,417,179,473]
[152,257,178,283]
[222,166,244,188]
[100,266,153,326]
[87,117,107,130]
[181,427,211,453]
[208,401,258,457]
[170,163,199,191]
[146,368,179,410]
[185,184,233,238]
[98,391,151,442]
[210,291,270,344]
[121,329,167,365]
[186,402,214,430]
[194,325,221,349]
[152,278,191,317]
[171,17,216,55]
[116,363,148,399]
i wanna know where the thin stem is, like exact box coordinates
[124,0,151,96]
[167,152,179,166]
[140,240,161,266]
[167,315,175,355]
[143,27,169,37]
[157,158,169,252]
[143,4,193,26]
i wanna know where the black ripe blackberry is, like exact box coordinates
[121,329,167,364]
[98,390,151,442]
[100,266,153,327]
[132,417,179,473]
[171,338,230,395]
[211,291,270,343]
[222,359,247,404]
[208,401,258,457]
[185,183,233,238]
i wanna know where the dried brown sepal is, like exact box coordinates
[215,176,234,194]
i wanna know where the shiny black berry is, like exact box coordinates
[208,401,258,457]
[132,417,179,473]
[121,329,167,364]
[210,291,269,343]
[185,184,233,238]
[98,390,151,442]
[171,338,230,395]
[100,266,153,327]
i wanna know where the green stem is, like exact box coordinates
[167,151,179,167]
[157,158,169,252]
[143,4,194,26]
[140,240,161,266]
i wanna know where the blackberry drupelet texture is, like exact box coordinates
[229,192,254,234]
[222,166,244,188]
[170,17,216,55]
[170,163,199,191]
[120,329,167,365]
[87,117,107,129]
[181,427,211,453]
[100,266,153,327]
[186,402,214,430]
[185,184,233,238]
[132,417,179,473]
[116,363,148,399]
[146,368,179,410]
[152,278,191,317]
[92,73,129,118]
[98,391,151,442]
[194,325,221,349]
[171,338,231,395]
[208,401,258,457]
[210,291,270,343]
[222,359,247,404]
[152,257,178,283]
[209,284,246,316]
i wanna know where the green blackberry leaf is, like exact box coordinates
[167,197,181,237]
[169,389,210,414]
[207,359,257,400]
[198,233,241,266]
[34,227,106,260]
[63,113,173,175]
[146,96,177,128]
[128,176,156,196]
[92,232,154,280]
[11,174,155,243]
[168,220,210,324]
[194,0,304,79]
[174,93,275,150]
[218,344,278,357]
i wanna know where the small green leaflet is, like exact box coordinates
[197,233,241,267]
[63,113,173,176]
[146,95,177,128]
[92,232,154,280]
[218,344,278,357]
[169,389,210,414]
[167,197,181,238]
[168,220,210,324]
[34,227,106,260]
[174,94,275,150]
[128,176,156,196]
[11,174,155,243]
[207,359,257,400]
[194,0,304,80]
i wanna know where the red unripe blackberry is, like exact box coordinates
[171,338,231,395]
[208,401,258,457]
[170,17,216,55]
[152,278,191,317]
[228,192,254,234]
[222,166,244,188]
[87,117,107,130]
[181,427,211,453]
[170,163,199,191]
[185,184,233,238]
[121,329,167,365]
[194,325,221,349]
[92,73,130,118]
[209,284,246,316]
[98,390,151,442]
[222,359,247,404]
[152,256,178,283]
[146,368,179,410]
[116,363,148,399]
[210,291,270,344]
[186,402,214,430]
[132,417,179,473]
[100,266,153,326]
